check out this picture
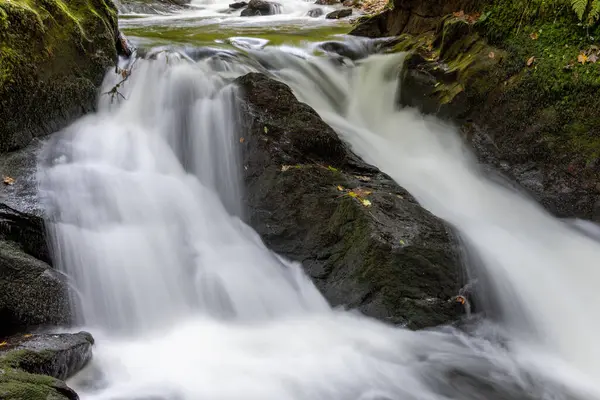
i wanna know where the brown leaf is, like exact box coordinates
[453,10,465,18]
[578,53,588,64]
[589,54,598,63]
[239,137,245,143]
[353,188,372,197]
[529,32,539,40]
[488,51,495,59]
[3,176,15,185]
[526,56,535,66]
[465,12,481,23]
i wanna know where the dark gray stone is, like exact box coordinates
[326,8,352,18]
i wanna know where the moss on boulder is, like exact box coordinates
[0,0,119,153]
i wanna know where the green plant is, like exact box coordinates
[570,0,600,24]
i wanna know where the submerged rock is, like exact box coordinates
[0,332,94,380]
[235,73,462,328]
[326,8,352,19]
[240,0,281,16]
[0,0,120,153]
[307,8,324,17]
[315,0,339,5]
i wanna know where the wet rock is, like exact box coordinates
[229,1,248,8]
[315,0,339,5]
[235,73,462,328]
[0,0,119,153]
[326,8,352,19]
[318,41,362,60]
[0,332,94,380]
[240,0,281,16]
[307,8,324,17]
[0,241,71,337]
[342,0,357,7]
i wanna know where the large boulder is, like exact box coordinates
[235,73,463,328]
[326,8,353,19]
[240,0,281,16]
[0,0,120,153]
[0,332,92,400]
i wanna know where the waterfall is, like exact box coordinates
[37,44,600,400]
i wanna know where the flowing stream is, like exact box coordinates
[36,2,600,399]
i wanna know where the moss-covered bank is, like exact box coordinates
[0,0,120,153]
[352,0,600,219]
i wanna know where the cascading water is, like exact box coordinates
[37,33,600,400]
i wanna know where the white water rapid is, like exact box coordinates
[37,34,600,400]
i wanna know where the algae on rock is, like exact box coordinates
[0,0,120,153]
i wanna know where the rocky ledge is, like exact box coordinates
[0,331,93,400]
[235,72,465,328]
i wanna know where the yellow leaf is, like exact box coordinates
[488,51,495,59]
[361,199,372,207]
[239,137,245,143]
[354,188,372,197]
[3,176,15,185]
[0,341,7,347]
[327,166,338,172]
[263,126,268,134]
[348,191,358,198]
[529,32,539,40]
[399,239,405,245]
[23,334,33,338]
[281,165,291,172]
[526,56,535,66]
[336,185,344,191]
[578,53,588,64]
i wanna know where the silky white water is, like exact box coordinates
[38,35,600,400]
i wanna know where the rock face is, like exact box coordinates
[326,8,352,19]
[235,72,463,328]
[240,0,281,16]
[350,0,481,38]
[0,140,71,337]
[0,0,120,153]
[0,332,92,400]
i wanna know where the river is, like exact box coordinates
[35,1,600,399]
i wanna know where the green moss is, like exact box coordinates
[0,0,118,152]
[0,367,71,400]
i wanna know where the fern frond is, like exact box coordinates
[571,0,589,20]
[588,0,600,23]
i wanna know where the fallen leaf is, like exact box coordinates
[578,53,588,64]
[399,239,406,245]
[453,10,465,18]
[396,194,404,199]
[327,165,339,172]
[530,32,539,40]
[589,54,599,63]
[281,165,291,172]
[488,51,495,59]
[354,175,371,182]
[239,137,245,143]
[263,126,268,134]
[526,56,535,66]
[348,191,358,198]
[3,176,15,185]
[360,199,372,207]
[456,295,466,305]
[120,69,129,79]
[336,185,344,191]
[353,188,372,197]
[0,341,7,347]
[23,334,32,338]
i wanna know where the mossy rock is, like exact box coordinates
[236,73,464,328]
[0,367,78,400]
[0,0,119,153]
